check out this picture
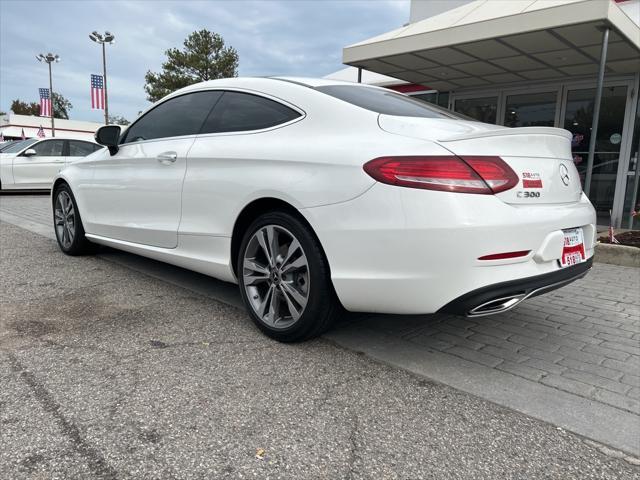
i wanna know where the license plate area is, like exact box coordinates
[560,228,586,268]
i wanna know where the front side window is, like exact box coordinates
[31,140,64,156]
[201,91,301,134]
[122,91,223,144]
[68,140,100,156]
[316,85,462,119]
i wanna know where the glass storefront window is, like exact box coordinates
[412,91,450,110]
[454,96,497,124]
[563,86,628,226]
[505,91,557,128]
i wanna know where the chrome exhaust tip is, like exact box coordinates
[467,294,526,317]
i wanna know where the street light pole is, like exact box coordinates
[102,42,109,125]
[47,61,55,137]
[89,31,115,125]
[36,53,60,137]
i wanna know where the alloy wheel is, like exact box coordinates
[54,191,76,249]
[242,225,310,329]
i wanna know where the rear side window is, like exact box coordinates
[122,91,223,143]
[68,140,100,156]
[316,85,463,119]
[200,91,301,134]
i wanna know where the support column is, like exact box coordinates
[584,27,609,195]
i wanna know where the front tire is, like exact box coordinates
[53,184,93,255]
[237,211,341,342]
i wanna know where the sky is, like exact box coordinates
[0,0,409,122]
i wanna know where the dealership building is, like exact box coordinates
[337,0,640,229]
[0,113,99,141]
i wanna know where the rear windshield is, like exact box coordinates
[316,85,466,120]
[1,138,38,153]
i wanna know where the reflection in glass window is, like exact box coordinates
[411,91,450,110]
[454,97,497,124]
[505,92,557,128]
[563,86,628,225]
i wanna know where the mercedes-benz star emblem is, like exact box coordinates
[559,164,570,186]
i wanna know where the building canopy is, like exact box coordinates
[343,0,640,91]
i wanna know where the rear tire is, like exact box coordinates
[53,184,93,256]
[237,211,341,342]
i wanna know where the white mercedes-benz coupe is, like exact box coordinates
[52,77,596,341]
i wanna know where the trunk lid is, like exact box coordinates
[378,115,582,205]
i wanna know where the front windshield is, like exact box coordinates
[0,141,18,152]
[1,138,38,153]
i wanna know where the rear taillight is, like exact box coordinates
[363,156,518,195]
[462,156,519,194]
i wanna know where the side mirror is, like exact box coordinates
[95,125,121,155]
[23,148,37,157]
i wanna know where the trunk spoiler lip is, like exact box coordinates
[438,127,572,143]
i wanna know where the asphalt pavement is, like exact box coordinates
[2,218,640,479]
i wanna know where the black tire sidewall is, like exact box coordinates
[237,211,335,342]
[53,184,88,255]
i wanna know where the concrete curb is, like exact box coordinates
[594,242,640,268]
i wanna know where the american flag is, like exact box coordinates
[91,74,105,110]
[37,125,46,138]
[39,88,51,117]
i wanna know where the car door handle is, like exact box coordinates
[157,152,177,164]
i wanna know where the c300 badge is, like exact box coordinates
[517,191,541,198]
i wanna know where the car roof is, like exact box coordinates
[175,76,380,95]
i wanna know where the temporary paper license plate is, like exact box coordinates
[560,228,586,268]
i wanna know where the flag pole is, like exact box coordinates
[37,53,59,137]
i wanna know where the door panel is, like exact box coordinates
[12,139,65,187]
[84,138,192,248]
[83,90,223,248]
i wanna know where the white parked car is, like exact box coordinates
[52,77,596,341]
[0,138,101,190]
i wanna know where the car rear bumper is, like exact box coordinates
[438,258,592,317]
[302,183,597,315]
